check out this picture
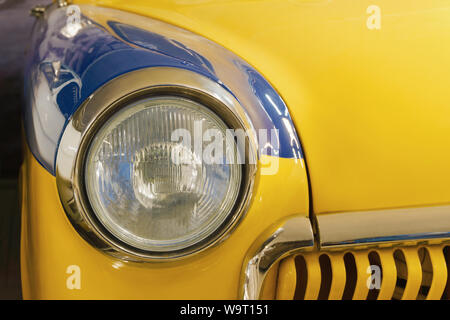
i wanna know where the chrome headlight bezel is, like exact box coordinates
[56,67,258,261]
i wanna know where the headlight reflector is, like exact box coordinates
[84,97,242,253]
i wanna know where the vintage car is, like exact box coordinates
[21,0,450,300]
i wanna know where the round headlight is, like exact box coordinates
[84,96,242,253]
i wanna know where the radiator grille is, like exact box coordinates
[265,244,450,300]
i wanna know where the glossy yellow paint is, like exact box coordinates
[426,246,448,299]
[260,261,279,300]
[31,0,450,299]
[74,0,450,214]
[327,252,346,300]
[303,252,321,300]
[375,249,397,300]
[352,251,370,300]
[400,247,422,300]
[275,257,296,300]
[20,144,309,299]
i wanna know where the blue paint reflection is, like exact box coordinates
[24,6,304,175]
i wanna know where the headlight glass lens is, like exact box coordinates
[84,96,242,253]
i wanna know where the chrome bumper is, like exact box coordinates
[240,205,450,299]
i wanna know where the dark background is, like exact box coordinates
[0,0,50,299]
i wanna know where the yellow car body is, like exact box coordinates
[21,0,450,299]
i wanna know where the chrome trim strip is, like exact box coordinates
[239,205,450,300]
[56,67,258,262]
[318,205,450,248]
[239,216,314,300]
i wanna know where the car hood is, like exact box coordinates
[79,0,450,214]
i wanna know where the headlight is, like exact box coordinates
[84,96,242,252]
[56,67,257,261]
